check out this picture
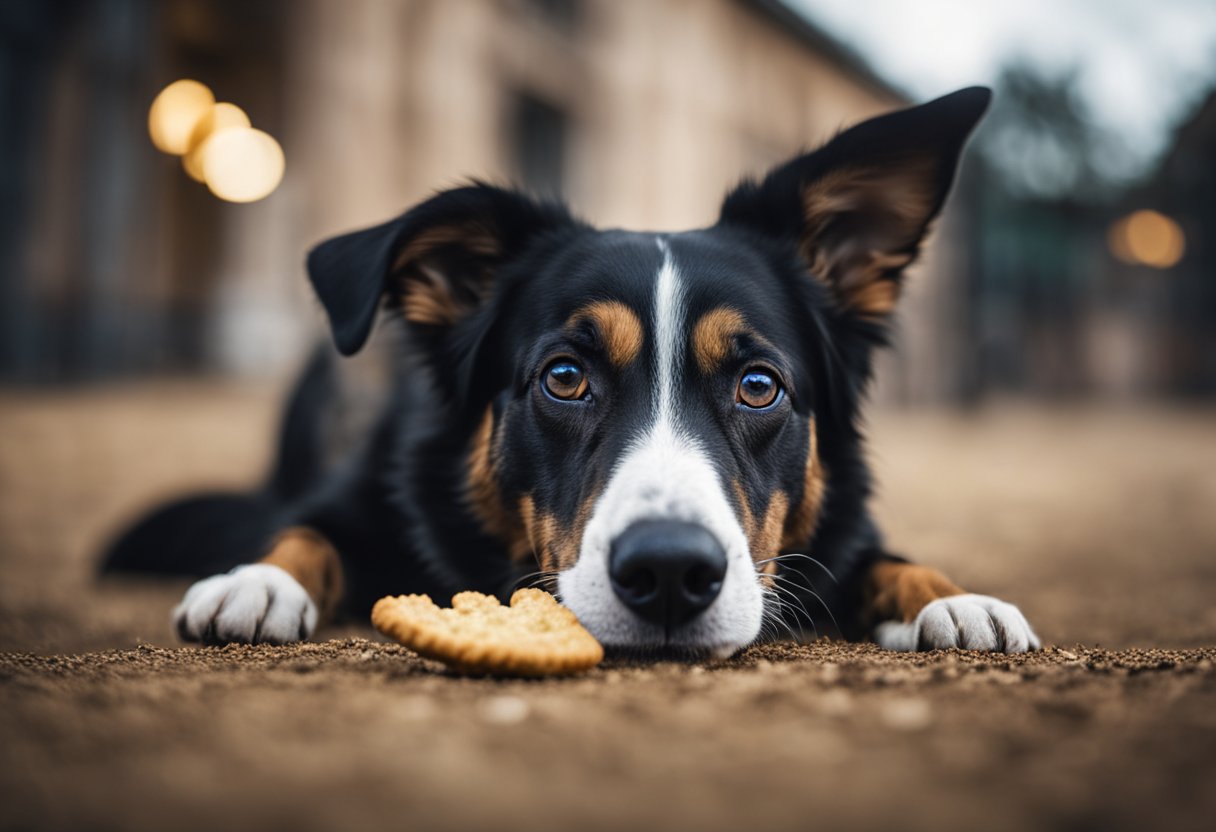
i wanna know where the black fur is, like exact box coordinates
[103,88,991,642]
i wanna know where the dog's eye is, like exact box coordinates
[736,369,781,409]
[543,360,589,401]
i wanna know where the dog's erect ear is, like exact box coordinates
[718,87,991,320]
[306,185,574,355]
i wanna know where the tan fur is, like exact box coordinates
[465,408,533,565]
[691,307,746,374]
[732,480,751,531]
[755,492,790,565]
[732,480,790,566]
[518,493,596,573]
[394,223,501,326]
[781,416,827,550]
[566,301,643,368]
[799,160,937,318]
[516,495,539,564]
[259,527,345,622]
[729,417,824,575]
[690,307,780,376]
[402,263,468,326]
[864,560,965,623]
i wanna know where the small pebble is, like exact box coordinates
[880,698,932,731]
[480,695,530,725]
[817,688,852,716]
[397,695,437,721]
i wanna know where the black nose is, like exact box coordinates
[609,520,727,629]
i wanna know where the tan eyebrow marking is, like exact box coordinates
[692,307,777,375]
[565,301,644,368]
[692,308,745,374]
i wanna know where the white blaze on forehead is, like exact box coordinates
[557,237,764,655]
[651,237,684,433]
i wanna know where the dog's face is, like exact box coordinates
[481,229,822,656]
[307,88,991,657]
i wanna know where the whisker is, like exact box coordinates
[758,591,782,637]
[769,571,841,638]
[754,552,839,585]
[771,586,815,630]
[762,585,801,637]
[766,582,818,642]
[773,594,808,643]
[754,610,773,645]
[759,590,801,643]
[510,569,559,593]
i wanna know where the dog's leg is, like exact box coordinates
[173,527,344,645]
[864,558,1039,653]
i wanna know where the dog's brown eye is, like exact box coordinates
[543,360,589,401]
[736,369,781,409]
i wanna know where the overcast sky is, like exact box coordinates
[789,0,1216,173]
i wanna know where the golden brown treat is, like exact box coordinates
[371,588,604,677]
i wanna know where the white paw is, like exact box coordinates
[173,564,318,645]
[874,594,1040,653]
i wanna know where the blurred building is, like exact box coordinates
[961,80,1216,403]
[3,0,983,402]
[1143,90,1216,396]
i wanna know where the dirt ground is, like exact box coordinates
[2,382,1215,832]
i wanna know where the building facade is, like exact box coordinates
[3,0,972,401]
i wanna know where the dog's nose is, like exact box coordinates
[609,520,727,629]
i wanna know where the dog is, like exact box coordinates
[102,87,1039,658]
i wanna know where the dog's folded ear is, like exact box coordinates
[306,185,574,356]
[718,87,991,321]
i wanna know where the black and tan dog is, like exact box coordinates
[103,87,1038,658]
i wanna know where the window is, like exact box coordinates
[521,0,581,32]
[511,92,568,198]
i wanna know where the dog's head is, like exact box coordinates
[307,88,990,657]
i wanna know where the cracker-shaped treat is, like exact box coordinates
[371,588,604,676]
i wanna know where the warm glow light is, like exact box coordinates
[149,80,284,203]
[148,80,215,155]
[182,103,251,182]
[1107,217,1135,264]
[1109,210,1185,270]
[201,127,285,203]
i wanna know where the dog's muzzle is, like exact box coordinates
[608,520,727,630]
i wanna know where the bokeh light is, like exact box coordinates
[182,103,251,182]
[201,127,285,203]
[147,80,215,155]
[148,81,284,203]
[1108,216,1135,264]
[1108,210,1185,269]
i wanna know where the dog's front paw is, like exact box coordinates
[873,593,1040,653]
[173,564,318,645]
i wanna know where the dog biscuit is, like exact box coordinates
[371,588,604,676]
